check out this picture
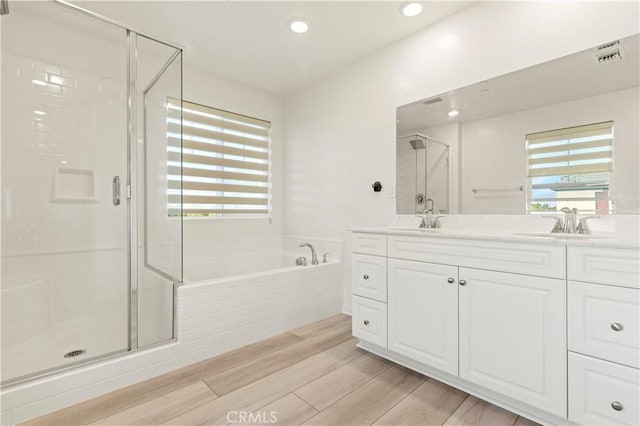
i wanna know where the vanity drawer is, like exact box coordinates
[388,235,565,279]
[568,281,639,368]
[568,246,639,289]
[352,232,386,256]
[352,295,387,348]
[352,254,387,302]
[568,352,639,426]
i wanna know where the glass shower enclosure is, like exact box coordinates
[0,0,182,384]
[396,133,450,215]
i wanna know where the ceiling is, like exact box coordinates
[397,34,640,134]
[64,1,472,95]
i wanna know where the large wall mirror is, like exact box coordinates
[396,34,639,215]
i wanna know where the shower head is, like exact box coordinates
[0,0,9,15]
[409,139,425,150]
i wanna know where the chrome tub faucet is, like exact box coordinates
[299,243,319,265]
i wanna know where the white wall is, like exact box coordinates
[460,87,639,214]
[282,1,640,313]
[182,67,284,245]
[181,67,284,266]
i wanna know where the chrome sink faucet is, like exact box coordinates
[416,199,445,229]
[430,214,446,229]
[543,208,599,234]
[416,210,446,229]
[416,209,431,228]
[561,207,578,234]
[299,243,319,265]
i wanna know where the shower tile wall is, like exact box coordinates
[1,9,129,381]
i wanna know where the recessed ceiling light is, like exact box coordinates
[31,79,47,86]
[401,2,423,17]
[448,109,459,117]
[289,18,310,34]
[33,110,47,116]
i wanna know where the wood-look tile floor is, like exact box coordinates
[26,315,540,426]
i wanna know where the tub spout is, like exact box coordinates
[299,243,319,265]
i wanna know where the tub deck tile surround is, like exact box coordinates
[24,314,537,426]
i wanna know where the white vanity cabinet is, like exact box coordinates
[351,232,388,347]
[387,259,458,375]
[458,268,566,416]
[567,246,640,425]
[351,230,639,424]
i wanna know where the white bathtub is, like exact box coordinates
[184,252,332,282]
[179,248,343,357]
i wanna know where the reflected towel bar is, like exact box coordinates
[472,186,524,194]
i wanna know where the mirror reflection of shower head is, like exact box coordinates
[409,139,425,150]
[0,0,8,15]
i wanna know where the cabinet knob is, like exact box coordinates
[447,278,455,284]
[611,401,624,411]
[364,320,370,325]
[363,275,369,280]
[611,322,623,332]
[459,280,467,286]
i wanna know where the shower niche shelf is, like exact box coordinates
[51,167,99,203]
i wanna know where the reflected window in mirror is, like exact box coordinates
[526,121,613,214]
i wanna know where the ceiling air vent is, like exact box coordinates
[594,40,623,65]
[423,97,443,106]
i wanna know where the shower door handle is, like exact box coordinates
[113,176,121,206]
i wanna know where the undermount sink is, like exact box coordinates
[387,227,442,233]
[513,232,607,240]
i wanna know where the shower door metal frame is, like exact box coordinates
[1,0,183,388]
[52,0,183,51]
[127,29,138,351]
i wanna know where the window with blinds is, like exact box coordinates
[167,98,271,217]
[526,121,613,214]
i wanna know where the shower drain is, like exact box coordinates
[63,349,87,358]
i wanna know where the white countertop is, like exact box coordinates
[351,227,640,250]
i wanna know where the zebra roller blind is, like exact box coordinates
[167,98,271,217]
[527,121,613,177]
[526,121,613,213]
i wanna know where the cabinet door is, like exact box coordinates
[458,268,566,417]
[388,259,458,375]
